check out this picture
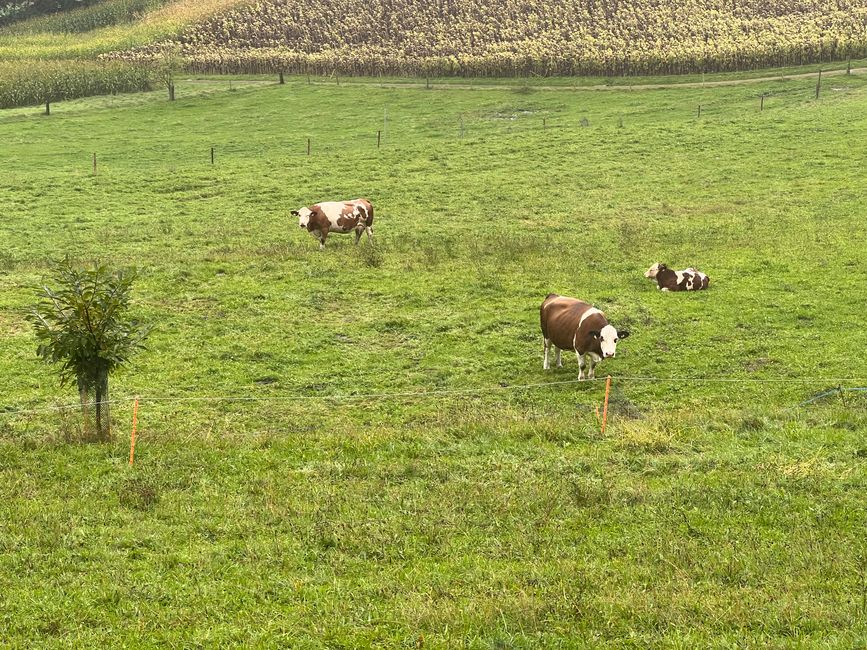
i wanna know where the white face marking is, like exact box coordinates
[599,324,620,358]
[644,263,661,279]
[296,207,312,228]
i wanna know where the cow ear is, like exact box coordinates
[618,330,630,339]
[589,330,601,340]
[291,210,300,216]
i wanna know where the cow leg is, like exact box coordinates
[543,339,551,370]
[577,353,586,380]
[319,226,329,250]
[366,226,374,243]
[555,348,562,368]
[354,227,363,245]
[587,358,597,380]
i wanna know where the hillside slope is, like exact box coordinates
[130,0,867,75]
[0,0,103,27]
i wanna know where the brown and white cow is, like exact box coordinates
[539,294,630,380]
[292,199,374,250]
[644,263,709,291]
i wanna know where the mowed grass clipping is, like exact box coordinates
[0,73,866,646]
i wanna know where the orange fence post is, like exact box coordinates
[128,397,139,466]
[600,376,612,434]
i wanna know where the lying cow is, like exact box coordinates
[292,199,374,250]
[644,263,709,291]
[540,294,630,380]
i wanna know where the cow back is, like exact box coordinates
[541,295,604,352]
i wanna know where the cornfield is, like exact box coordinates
[1,0,865,110]
[0,0,104,28]
[0,0,244,108]
[1,0,171,36]
[0,60,152,109]
[114,0,867,76]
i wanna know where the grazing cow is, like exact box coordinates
[644,263,709,291]
[292,199,374,250]
[540,294,630,380]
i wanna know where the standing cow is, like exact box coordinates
[540,294,630,380]
[292,199,374,250]
[644,263,709,291]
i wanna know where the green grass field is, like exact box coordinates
[1,71,866,646]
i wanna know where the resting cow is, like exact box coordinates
[644,263,709,291]
[539,294,630,380]
[292,199,374,250]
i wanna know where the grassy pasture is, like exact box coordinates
[1,73,866,646]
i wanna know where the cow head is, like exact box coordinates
[292,207,313,229]
[644,262,666,279]
[589,325,630,359]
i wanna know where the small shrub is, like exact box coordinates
[29,258,150,441]
[118,475,160,510]
[359,242,384,268]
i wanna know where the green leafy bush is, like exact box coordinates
[29,259,150,441]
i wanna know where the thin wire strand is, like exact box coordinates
[2,375,866,418]
[0,398,134,417]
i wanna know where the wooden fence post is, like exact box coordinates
[211,147,214,164]
[307,138,311,156]
[760,94,764,111]
[815,69,822,99]
[92,153,97,175]
[279,71,285,84]
[697,104,701,118]
[377,130,381,148]
[601,376,612,434]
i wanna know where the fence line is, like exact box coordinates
[0,398,130,417]
[798,386,867,406]
[1,75,850,169]
[2,375,867,420]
